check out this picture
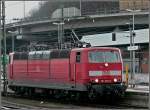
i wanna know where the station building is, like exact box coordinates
[36,0,120,18]
[119,0,149,11]
[42,0,148,17]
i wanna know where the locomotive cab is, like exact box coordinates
[86,48,126,96]
[87,49,122,84]
[70,47,126,96]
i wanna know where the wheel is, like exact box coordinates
[88,89,97,101]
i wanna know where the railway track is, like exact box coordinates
[2,99,37,109]
[2,106,20,110]
[2,91,148,109]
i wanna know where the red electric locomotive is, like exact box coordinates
[8,47,126,99]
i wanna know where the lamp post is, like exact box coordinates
[53,22,64,49]
[8,31,18,52]
[126,9,141,85]
[126,22,134,81]
[79,0,82,16]
[52,7,64,49]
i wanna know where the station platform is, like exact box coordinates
[126,85,149,94]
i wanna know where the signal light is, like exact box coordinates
[132,32,136,37]
[112,33,116,41]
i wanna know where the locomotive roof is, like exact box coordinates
[72,47,120,51]
[10,47,120,55]
[10,49,71,54]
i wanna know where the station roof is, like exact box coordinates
[82,29,149,46]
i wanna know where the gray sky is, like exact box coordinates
[5,1,40,23]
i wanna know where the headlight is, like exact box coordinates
[114,78,117,82]
[104,63,109,67]
[95,78,99,83]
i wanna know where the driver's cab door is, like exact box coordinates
[70,51,81,88]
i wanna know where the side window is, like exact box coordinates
[50,51,59,59]
[76,52,81,63]
[36,53,42,60]
[28,52,36,60]
[59,50,70,58]
[20,53,28,60]
[14,53,20,60]
[50,50,70,59]
[14,53,28,60]
[42,51,50,60]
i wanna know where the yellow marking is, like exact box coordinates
[125,64,129,86]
